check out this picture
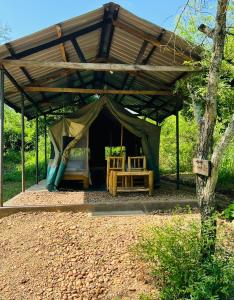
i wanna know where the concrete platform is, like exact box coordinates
[26,180,47,192]
[90,210,145,217]
[0,199,198,219]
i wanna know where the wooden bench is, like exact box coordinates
[109,170,154,196]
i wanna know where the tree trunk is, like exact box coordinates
[196,0,229,259]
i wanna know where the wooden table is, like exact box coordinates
[109,170,154,196]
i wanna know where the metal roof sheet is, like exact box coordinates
[0,2,200,122]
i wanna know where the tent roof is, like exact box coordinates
[0,2,200,122]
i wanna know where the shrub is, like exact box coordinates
[221,203,234,221]
[135,217,234,300]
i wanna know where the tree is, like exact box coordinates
[197,0,233,258]
[174,0,233,258]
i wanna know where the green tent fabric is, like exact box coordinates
[46,96,161,191]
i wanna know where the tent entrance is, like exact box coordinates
[89,107,142,188]
[46,97,160,192]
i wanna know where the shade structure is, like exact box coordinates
[47,96,160,191]
[0,2,200,122]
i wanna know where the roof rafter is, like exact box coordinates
[3,22,103,60]
[115,40,149,102]
[118,28,167,104]
[102,79,175,115]
[5,42,50,105]
[94,2,120,88]
[113,20,199,60]
[55,24,87,105]
[3,67,43,114]
[34,94,94,119]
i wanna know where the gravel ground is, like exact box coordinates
[5,181,197,206]
[0,212,197,300]
[0,211,233,300]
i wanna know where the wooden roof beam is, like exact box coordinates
[23,78,94,110]
[55,24,68,62]
[0,60,202,72]
[22,86,173,95]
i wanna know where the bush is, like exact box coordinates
[135,217,234,300]
[221,203,234,222]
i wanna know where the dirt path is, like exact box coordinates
[0,212,199,300]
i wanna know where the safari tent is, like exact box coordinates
[47,96,160,191]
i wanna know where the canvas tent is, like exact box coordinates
[47,96,160,191]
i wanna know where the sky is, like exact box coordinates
[0,0,190,42]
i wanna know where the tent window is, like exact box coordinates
[105,146,126,159]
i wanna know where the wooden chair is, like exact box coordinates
[128,156,146,171]
[127,156,147,187]
[106,156,125,190]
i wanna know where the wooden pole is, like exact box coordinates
[21,94,25,192]
[120,125,124,156]
[44,115,47,178]
[35,112,39,184]
[0,68,4,206]
[176,112,180,190]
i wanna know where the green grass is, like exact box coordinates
[3,149,46,202]
[217,143,234,191]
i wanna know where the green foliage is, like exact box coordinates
[4,106,37,151]
[3,106,50,201]
[139,293,156,300]
[160,113,234,191]
[135,217,234,300]
[221,204,234,221]
[160,114,198,173]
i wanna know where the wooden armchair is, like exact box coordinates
[106,156,125,190]
[128,156,146,171]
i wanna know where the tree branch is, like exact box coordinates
[198,24,215,39]
[212,113,234,168]
[187,83,203,126]
[204,114,234,196]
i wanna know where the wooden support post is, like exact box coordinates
[35,112,39,184]
[149,171,154,196]
[176,112,180,190]
[44,115,47,178]
[0,68,4,206]
[120,125,123,156]
[21,94,25,192]
[112,171,117,197]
